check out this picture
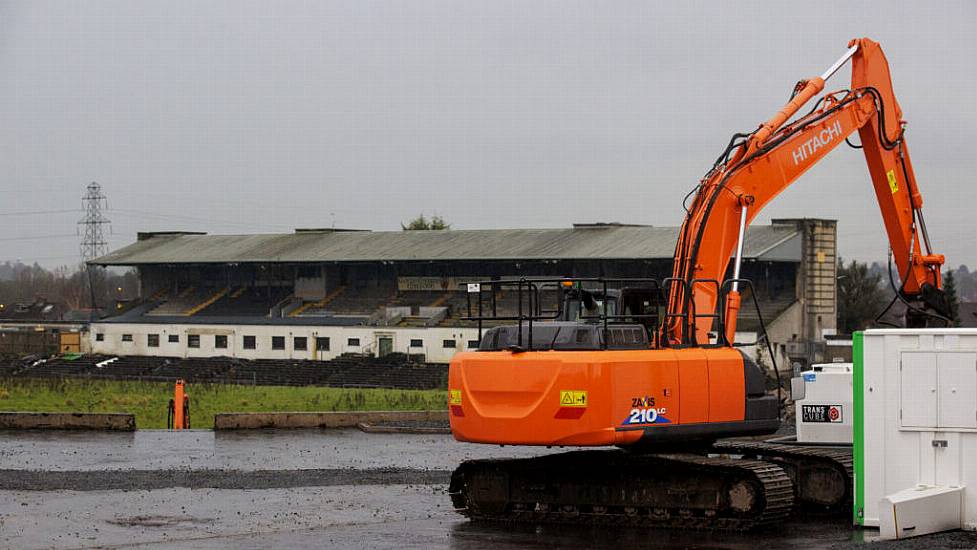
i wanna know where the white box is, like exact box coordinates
[793,363,853,444]
[879,485,963,540]
[856,329,977,533]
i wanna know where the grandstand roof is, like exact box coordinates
[91,223,803,266]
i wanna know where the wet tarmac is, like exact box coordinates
[1,485,859,549]
[1,430,974,549]
[0,429,545,471]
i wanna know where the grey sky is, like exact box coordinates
[1,0,975,268]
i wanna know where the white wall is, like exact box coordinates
[90,322,481,363]
[91,321,764,364]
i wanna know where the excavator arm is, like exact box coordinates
[667,38,948,346]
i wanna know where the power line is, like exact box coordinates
[111,208,293,231]
[0,209,80,216]
[3,255,86,263]
[0,206,296,233]
[0,234,78,242]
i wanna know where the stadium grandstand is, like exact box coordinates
[84,219,838,370]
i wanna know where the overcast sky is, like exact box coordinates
[1,0,974,268]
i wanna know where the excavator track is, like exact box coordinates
[712,440,853,512]
[449,450,794,531]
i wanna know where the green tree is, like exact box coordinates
[837,258,889,334]
[401,214,450,230]
[944,269,961,326]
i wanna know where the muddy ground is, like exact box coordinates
[0,430,974,549]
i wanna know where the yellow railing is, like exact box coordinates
[289,286,346,317]
[427,293,452,308]
[183,287,230,316]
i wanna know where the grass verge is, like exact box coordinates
[0,377,446,429]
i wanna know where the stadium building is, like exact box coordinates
[89,219,838,368]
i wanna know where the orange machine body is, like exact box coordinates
[449,347,759,447]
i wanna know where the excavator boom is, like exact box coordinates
[668,38,947,346]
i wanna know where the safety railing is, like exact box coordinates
[462,277,664,351]
[460,275,769,353]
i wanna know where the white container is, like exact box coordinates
[856,329,977,535]
[792,363,853,444]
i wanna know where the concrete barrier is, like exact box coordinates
[214,410,448,430]
[0,412,135,431]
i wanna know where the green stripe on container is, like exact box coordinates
[852,331,864,526]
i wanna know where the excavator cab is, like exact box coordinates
[562,286,663,330]
[561,287,619,322]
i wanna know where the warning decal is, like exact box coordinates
[449,390,462,406]
[559,390,588,408]
[886,169,898,194]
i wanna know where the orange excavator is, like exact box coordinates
[447,38,950,529]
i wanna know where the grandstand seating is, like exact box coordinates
[148,288,169,301]
[119,282,603,327]
[386,291,445,310]
[185,287,231,316]
[427,293,452,308]
[195,287,290,317]
[143,286,290,317]
[381,291,450,326]
[321,282,397,316]
[441,291,479,324]
[735,290,797,332]
[290,286,347,317]
[144,287,208,316]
